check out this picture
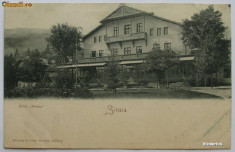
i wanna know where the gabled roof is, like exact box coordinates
[150,15,182,26]
[83,24,103,40]
[100,4,153,23]
[83,4,182,40]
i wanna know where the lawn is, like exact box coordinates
[5,87,223,99]
[91,88,223,99]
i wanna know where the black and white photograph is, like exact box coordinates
[4,3,231,99]
[2,2,232,150]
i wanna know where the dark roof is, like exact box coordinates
[83,5,182,40]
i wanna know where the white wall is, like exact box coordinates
[84,14,188,58]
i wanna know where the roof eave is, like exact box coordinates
[83,24,103,40]
[149,14,182,26]
[100,12,153,23]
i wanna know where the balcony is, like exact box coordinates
[105,32,147,48]
[76,53,149,64]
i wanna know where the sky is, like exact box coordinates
[4,3,231,37]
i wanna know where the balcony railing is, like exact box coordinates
[105,32,147,43]
[76,53,149,64]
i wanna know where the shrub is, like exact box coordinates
[6,87,63,98]
[73,87,93,98]
[54,70,74,89]
[6,87,36,98]
[5,86,94,98]
[139,79,149,88]
[168,82,189,90]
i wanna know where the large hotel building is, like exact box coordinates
[58,4,229,85]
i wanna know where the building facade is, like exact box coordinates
[58,4,195,86]
[83,5,189,59]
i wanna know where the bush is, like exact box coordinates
[73,87,93,98]
[5,86,94,98]
[13,87,34,97]
[168,82,189,90]
[6,87,62,98]
[54,70,74,89]
[139,79,149,88]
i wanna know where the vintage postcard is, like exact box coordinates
[3,3,231,149]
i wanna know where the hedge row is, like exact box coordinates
[5,87,93,98]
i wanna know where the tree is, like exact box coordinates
[119,68,129,88]
[39,44,56,62]
[54,69,74,89]
[104,57,121,93]
[182,5,229,87]
[41,73,52,87]
[133,64,148,88]
[17,57,47,85]
[26,48,31,56]
[79,67,96,87]
[14,49,20,59]
[145,47,179,88]
[4,54,22,95]
[47,23,82,65]
[30,49,40,58]
[22,48,31,58]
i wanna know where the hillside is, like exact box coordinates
[4,28,50,55]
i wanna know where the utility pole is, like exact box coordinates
[75,27,83,88]
[75,32,78,87]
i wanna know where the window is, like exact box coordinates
[124,24,131,34]
[91,51,96,57]
[164,43,171,50]
[99,50,104,57]
[111,49,118,55]
[164,27,168,35]
[137,23,143,33]
[136,46,142,54]
[99,36,102,42]
[157,28,161,36]
[124,47,131,55]
[113,27,119,36]
[94,37,97,43]
[104,35,106,42]
[150,29,154,36]
[153,43,160,49]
